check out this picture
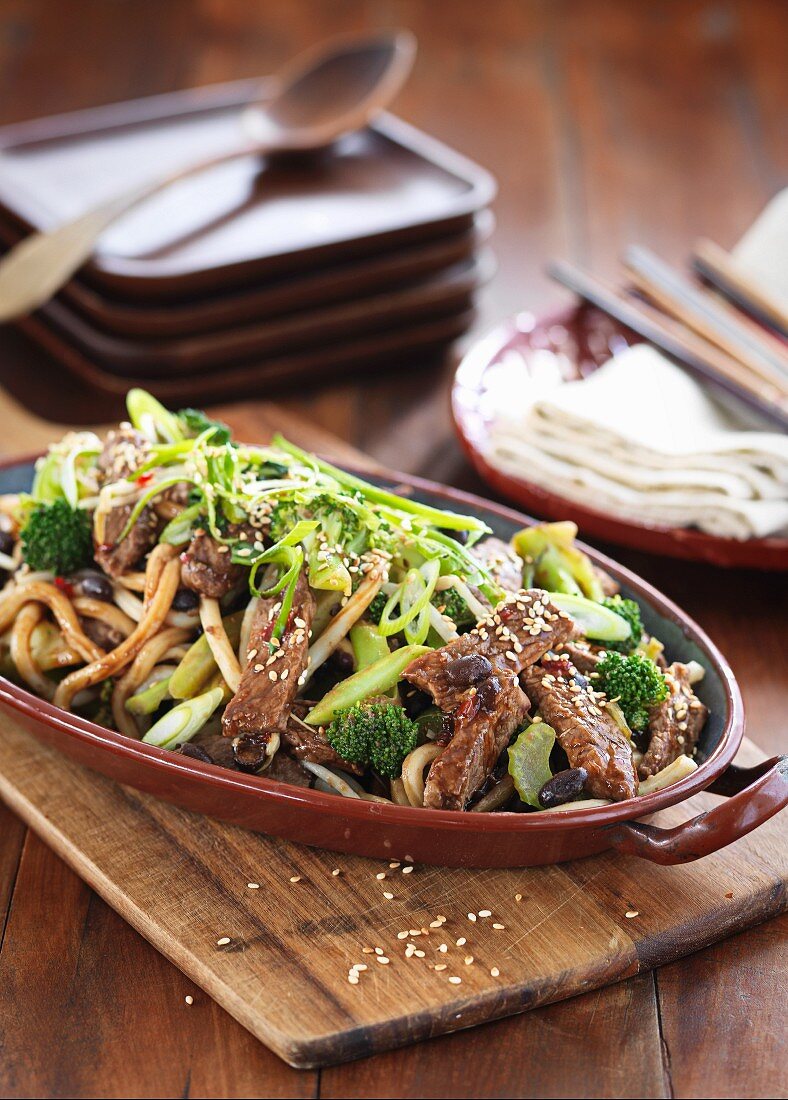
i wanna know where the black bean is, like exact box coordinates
[180,743,214,764]
[444,653,492,688]
[537,767,589,809]
[232,734,270,773]
[0,530,14,556]
[172,587,200,613]
[446,529,469,545]
[475,673,501,711]
[70,569,113,602]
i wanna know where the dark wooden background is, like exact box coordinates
[0,1,785,1097]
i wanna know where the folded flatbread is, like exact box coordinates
[484,345,788,540]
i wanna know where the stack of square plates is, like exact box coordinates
[0,79,495,402]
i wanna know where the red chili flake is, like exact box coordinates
[542,657,573,678]
[54,576,74,597]
[136,472,154,487]
[499,607,514,621]
[455,693,481,722]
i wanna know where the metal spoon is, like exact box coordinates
[0,29,416,323]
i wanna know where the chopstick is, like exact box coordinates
[547,259,788,431]
[692,238,788,339]
[623,245,788,387]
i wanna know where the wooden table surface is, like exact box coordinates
[0,2,785,1097]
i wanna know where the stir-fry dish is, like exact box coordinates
[0,391,709,813]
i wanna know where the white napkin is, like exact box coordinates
[485,344,788,540]
[733,187,788,307]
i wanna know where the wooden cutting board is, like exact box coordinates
[0,395,785,1069]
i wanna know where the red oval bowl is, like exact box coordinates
[0,454,750,867]
[451,304,788,571]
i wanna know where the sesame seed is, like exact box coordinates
[355,964,368,972]
[377,956,390,965]
[185,995,194,1004]
[376,872,386,880]
[383,891,394,900]
[515,893,523,902]
[401,865,413,874]
[429,920,442,929]
[289,875,302,883]
[492,923,505,930]
[625,910,639,919]
[467,913,477,922]
[434,963,447,971]
[478,909,492,918]
[464,956,474,965]
[362,947,375,954]
[348,974,359,984]
[490,967,500,977]
[269,670,278,681]
[332,869,341,876]
[374,947,383,955]
[448,976,462,985]
[389,861,401,869]
[247,882,260,890]
[216,937,231,946]
[438,943,448,953]
[414,949,425,958]
[456,937,467,946]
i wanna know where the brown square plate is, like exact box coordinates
[0,216,489,340]
[0,79,495,300]
[30,251,491,376]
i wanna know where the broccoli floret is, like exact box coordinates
[431,585,475,629]
[601,596,643,653]
[177,407,231,444]
[327,701,419,778]
[20,500,93,574]
[595,651,668,731]
[268,498,301,543]
[366,591,388,624]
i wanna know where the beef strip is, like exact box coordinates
[556,640,605,675]
[98,427,150,481]
[94,502,162,577]
[281,716,364,775]
[468,536,524,595]
[181,527,246,598]
[404,588,575,711]
[221,571,314,740]
[639,662,707,779]
[424,667,530,810]
[94,428,162,577]
[523,658,637,801]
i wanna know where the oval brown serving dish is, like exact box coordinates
[0,455,784,868]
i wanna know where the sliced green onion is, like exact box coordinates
[378,560,440,638]
[142,686,225,749]
[305,644,431,726]
[127,389,184,444]
[549,592,631,642]
[126,675,173,715]
[170,611,243,700]
[159,503,203,546]
[273,435,489,533]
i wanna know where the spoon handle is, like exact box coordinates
[0,141,261,323]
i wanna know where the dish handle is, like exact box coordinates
[607,756,788,865]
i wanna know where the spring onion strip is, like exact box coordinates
[426,601,459,643]
[637,754,698,795]
[198,598,242,693]
[443,575,490,622]
[303,561,387,685]
[142,685,226,749]
[378,560,439,638]
[117,476,194,543]
[272,435,490,533]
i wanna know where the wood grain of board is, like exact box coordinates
[0,718,783,1069]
